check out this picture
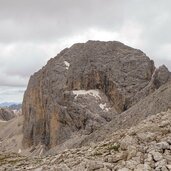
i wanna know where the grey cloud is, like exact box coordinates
[0,86,25,103]
[0,0,125,43]
[0,0,171,102]
[0,71,27,87]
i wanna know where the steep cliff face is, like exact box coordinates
[22,41,171,148]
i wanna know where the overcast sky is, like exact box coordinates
[0,0,171,103]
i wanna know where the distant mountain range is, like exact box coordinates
[0,102,21,108]
[0,102,22,115]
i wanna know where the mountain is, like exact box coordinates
[0,103,22,118]
[0,108,15,121]
[22,40,171,150]
[1,40,171,170]
[7,104,22,111]
[0,102,16,107]
[0,102,21,108]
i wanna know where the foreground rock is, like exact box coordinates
[1,110,171,170]
[22,41,171,149]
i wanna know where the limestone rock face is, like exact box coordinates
[81,82,171,147]
[22,41,171,148]
[0,108,15,121]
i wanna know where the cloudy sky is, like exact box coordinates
[0,0,171,103]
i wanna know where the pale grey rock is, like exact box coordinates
[120,135,137,150]
[161,166,169,171]
[150,151,163,162]
[112,151,127,163]
[86,161,104,171]
[127,146,137,160]
[155,159,167,168]
[156,141,170,150]
[137,132,156,142]
[153,65,171,89]
[166,165,171,170]
[145,153,155,168]
[151,151,163,162]
[134,164,152,171]
[125,159,139,170]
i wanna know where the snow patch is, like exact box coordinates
[99,103,110,112]
[64,61,70,70]
[99,103,106,110]
[18,149,21,153]
[72,90,101,99]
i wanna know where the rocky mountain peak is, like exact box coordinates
[22,41,171,149]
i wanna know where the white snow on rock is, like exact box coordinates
[64,61,70,70]
[99,103,106,110]
[72,90,101,99]
[99,103,110,112]
[18,149,21,153]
